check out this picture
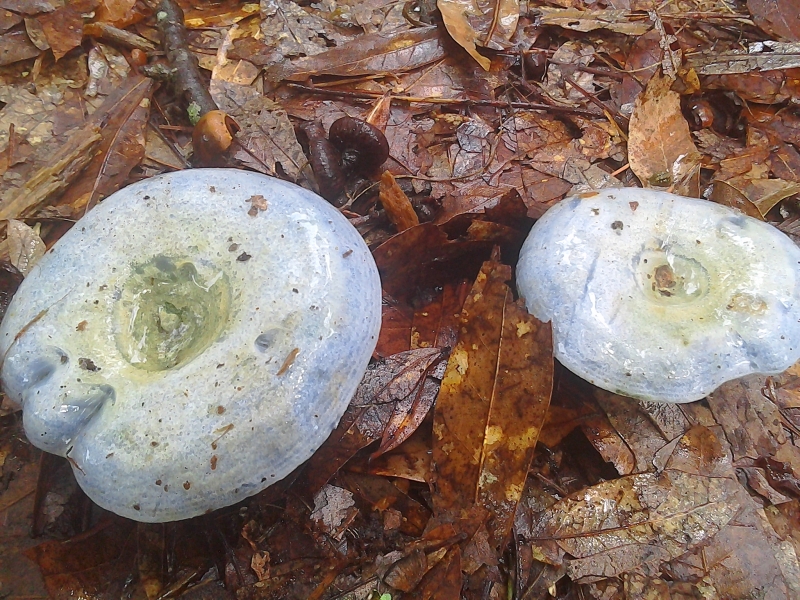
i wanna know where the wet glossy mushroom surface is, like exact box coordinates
[0,169,382,521]
[517,188,800,403]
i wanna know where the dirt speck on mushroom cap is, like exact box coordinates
[517,187,800,403]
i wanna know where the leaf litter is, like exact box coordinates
[2,0,800,597]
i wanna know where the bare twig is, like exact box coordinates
[84,22,156,52]
[155,0,217,117]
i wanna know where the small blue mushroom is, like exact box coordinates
[517,188,800,403]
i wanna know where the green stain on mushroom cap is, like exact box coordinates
[116,256,231,371]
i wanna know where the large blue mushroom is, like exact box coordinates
[0,169,381,521]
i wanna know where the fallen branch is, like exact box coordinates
[156,0,217,118]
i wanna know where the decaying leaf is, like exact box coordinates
[55,75,152,215]
[0,28,41,66]
[304,347,447,493]
[748,0,800,42]
[535,8,652,36]
[528,427,746,583]
[687,40,800,75]
[627,70,701,189]
[432,256,553,551]
[7,219,44,276]
[265,26,447,81]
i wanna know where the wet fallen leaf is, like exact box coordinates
[310,484,357,541]
[265,25,445,81]
[748,0,800,42]
[0,260,23,320]
[36,6,82,61]
[528,427,745,583]
[432,256,553,551]
[303,348,446,494]
[337,471,431,536]
[93,0,142,28]
[380,171,420,232]
[714,176,800,217]
[217,94,307,182]
[410,280,470,351]
[368,424,432,482]
[373,221,515,304]
[366,357,445,461]
[628,70,701,188]
[376,293,415,357]
[0,28,41,66]
[55,75,152,216]
[414,546,462,599]
[437,0,491,70]
[260,0,357,63]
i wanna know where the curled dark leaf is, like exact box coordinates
[300,121,345,204]
[329,117,389,175]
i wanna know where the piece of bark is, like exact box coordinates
[380,171,419,232]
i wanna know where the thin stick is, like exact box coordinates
[285,83,601,118]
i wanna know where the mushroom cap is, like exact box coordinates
[0,169,381,521]
[516,188,800,403]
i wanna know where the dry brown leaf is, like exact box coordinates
[535,8,652,36]
[437,0,491,70]
[628,70,701,188]
[431,256,553,551]
[7,219,44,277]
